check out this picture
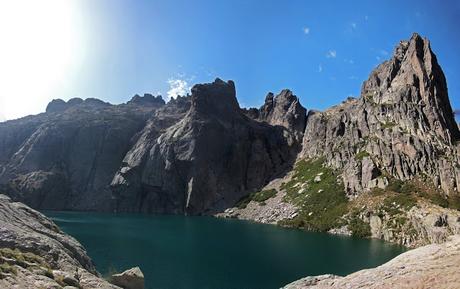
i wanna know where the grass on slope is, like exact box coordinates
[279,158,348,231]
[236,189,278,209]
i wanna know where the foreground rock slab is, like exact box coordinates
[0,194,119,289]
[283,234,460,289]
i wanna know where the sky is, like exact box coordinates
[0,0,459,121]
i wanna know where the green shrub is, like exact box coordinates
[355,150,370,161]
[348,216,371,238]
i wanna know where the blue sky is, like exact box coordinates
[1,0,459,120]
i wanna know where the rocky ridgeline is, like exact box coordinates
[0,33,458,221]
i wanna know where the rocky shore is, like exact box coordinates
[283,234,460,289]
[0,194,126,289]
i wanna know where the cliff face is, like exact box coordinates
[301,33,460,195]
[0,80,303,214]
[111,79,301,214]
[0,95,164,211]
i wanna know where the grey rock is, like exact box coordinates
[111,266,144,289]
[282,234,460,289]
[0,194,119,288]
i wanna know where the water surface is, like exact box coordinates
[45,212,406,289]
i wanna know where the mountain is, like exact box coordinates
[301,33,460,195]
[0,33,459,236]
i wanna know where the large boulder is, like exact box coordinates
[111,267,145,289]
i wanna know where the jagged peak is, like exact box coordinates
[127,93,165,106]
[190,78,240,117]
[361,32,460,142]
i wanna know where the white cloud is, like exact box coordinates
[365,15,369,21]
[318,64,323,72]
[348,75,358,80]
[303,27,310,35]
[351,22,357,29]
[167,78,191,100]
[380,49,389,55]
[0,112,5,122]
[326,50,337,58]
[344,58,354,64]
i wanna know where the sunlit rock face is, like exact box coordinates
[301,33,460,196]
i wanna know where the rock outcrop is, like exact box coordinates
[301,33,460,196]
[0,194,119,288]
[244,90,307,141]
[283,234,460,289]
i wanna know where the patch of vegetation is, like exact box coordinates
[348,211,371,238]
[381,194,417,216]
[0,248,49,269]
[355,150,370,161]
[0,262,17,278]
[236,189,278,209]
[381,121,397,129]
[279,158,348,231]
[386,179,416,194]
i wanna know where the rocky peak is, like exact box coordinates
[257,89,307,138]
[46,97,111,113]
[302,33,460,195]
[190,78,239,118]
[362,32,460,143]
[127,93,165,107]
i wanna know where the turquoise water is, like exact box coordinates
[45,212,405,289]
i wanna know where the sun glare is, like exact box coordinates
[0,0,81,120]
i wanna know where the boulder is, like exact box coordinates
[111,267,145,289]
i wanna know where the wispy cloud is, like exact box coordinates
[318,64,323,72]
[365,15,369,21]
[326,50,337,58]
[344,58,354,64]
[167,78,191,100]
[348,76,358,80]
[350,22,357,29]
[380,49,389,56]
[303,27,310,35]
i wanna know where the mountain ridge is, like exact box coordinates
[0,33,458,226]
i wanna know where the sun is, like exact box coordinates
[0,0,82,121]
